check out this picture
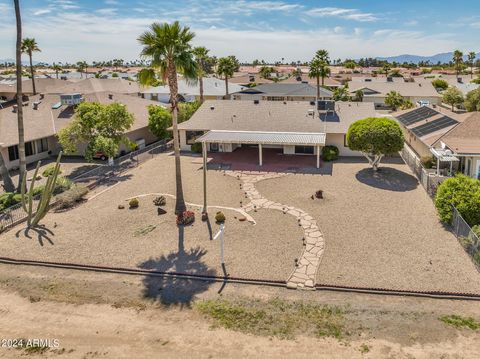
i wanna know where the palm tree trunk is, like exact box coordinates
[56,70,58,79]
[14,0,26,193]
[224,77,229,99]
[321,75,325,87]
[199,76,204,103]
[168,61,187,216]
[316,76,320,99]
[0,152,15,193]
[29,52,36,95]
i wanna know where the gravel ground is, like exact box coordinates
[256,158,480,294]
[0,153,303,282]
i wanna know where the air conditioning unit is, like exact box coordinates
[60,93,83,106]
[317,100,335,111]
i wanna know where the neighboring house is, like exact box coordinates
[141,77,245,103]
[48,78,140,95]
[0,91,162,170]
[414,74,480,95]
[229,73,275,86]
[232,83,333,101]
[393,106,462,159]
[348,81,441,108]
[176,100,379,167]
[432,112,480,179]
[0,78,71,101]
[280,75,342,88]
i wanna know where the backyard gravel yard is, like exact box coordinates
[256,158,480,293]
[0,153,303,282]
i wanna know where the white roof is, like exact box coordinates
[196,130,326,146]
[141,77,245,97]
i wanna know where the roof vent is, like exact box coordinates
[307,109,315,116]
[253,100,259,104]
[33,101,40,110]
[12,104,17,113]
[309,100,315,106]
[210,106,215,110]
[39,93,44,100]
[108,93,113,100]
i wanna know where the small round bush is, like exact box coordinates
[435,175,480,225]
[129,198,139,209]
[177,210,195,225]
[215,211,226,223]
[321,145,339,161]
[153,196,166,206]
[421,156,435,169]
[191,142,202,153]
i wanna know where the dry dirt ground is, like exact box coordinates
[0,265,479,359]
[256,158,480,293]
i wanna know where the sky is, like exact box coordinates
[0,0,479,63]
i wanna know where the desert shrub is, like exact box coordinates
[153,196,166,206]
[431,79,449,91]
[0,192,22,211]
[435,175,480,225]
[472,225,480,239]
[177,210,195,225]
[42,165,62,178]
[215,211,226,223]
[321,146,339,161]
[53,176,73,194]
[54,185,89,210]
[129,198,139,209]
[421,156,435,169]
[191,142,202,153]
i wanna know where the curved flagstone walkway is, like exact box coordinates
[225,171,325,289]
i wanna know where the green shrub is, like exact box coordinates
[191,142,202,153]
[0,192,22,211]
[431,79,449,91]
[129,198,139,209]
[42,165,62,178]
[53,176,73,194]
[321,146,339,161]
[54,185,89,210]
[421,156,435,169]
[215,211,226,223]
[435,175,480,225]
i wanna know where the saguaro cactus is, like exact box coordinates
[21,152,62,227]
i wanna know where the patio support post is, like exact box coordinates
[437,157,440,176]
[202,141,207,213]
[259,143,263,166]
[316,145,320,169]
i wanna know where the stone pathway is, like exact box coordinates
[226,171,325,290]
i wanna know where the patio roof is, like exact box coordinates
[430,148,459,162]
[195,130,326,146]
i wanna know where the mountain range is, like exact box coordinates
[376,52,480,64]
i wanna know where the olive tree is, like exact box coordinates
[148,105,172,139]
[58,102,134,162]
[346,117,404,171]
[442,86,464,111]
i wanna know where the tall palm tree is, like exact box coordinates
[138,21,198,216]
[76,61,88,78]
[311,49,330,88]
[453,50,464,81]
[217,56,237,99]
[468,51,476,78]
[52,63,62,79]
[308,58,330,98]
[21,38,41,95]
[192,46,209,103]
[14,0,26,191]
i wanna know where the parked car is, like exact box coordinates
[93,152,107,161]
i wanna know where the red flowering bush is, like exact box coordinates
[177,210,195,226]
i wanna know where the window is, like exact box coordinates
[266,96,284,101]
[186,131,204,145]
[25,141,34,157]
[8,145,19,162]
[36,138,48,153]
[295,145,314,154]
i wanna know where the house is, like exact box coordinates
[348,81,441,108]
[140,77,245,103]
[229,73,274,86]
[280,75,342,88]
[0,91,162,170]
[393,106,462,159]
[432,112,480,179]
[176,100,379,168]
[232,83,333,102]
[48,78,141,95]
[0,78,71,101]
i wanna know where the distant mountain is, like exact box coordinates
[377,52,480,64]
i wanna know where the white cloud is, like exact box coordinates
[105,0,119,4]
[34,9,52,16]
[307,7,378,22]
[96,8,118,16]
[0,3,11,15]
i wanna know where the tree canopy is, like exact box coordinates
[384,91,406,111]
[442,86,464,111]
[148,105,172,139]
[465,88,480,111]
[58,102,134,161]
[347,117,404,170]
[431,79,449,91]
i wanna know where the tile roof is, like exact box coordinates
[234,83,333,97]
[46,78,141,95]
[141,77,245,97]
[348,81,440,98]
[436,112,480,154]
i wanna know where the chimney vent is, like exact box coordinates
[210,106,215,110]
[39,93,44,100]
[12,105,18,113]
[108,94,113,100]
[253,99,259,104]
[33,101,40,110]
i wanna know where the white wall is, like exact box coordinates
[326,133,361,156]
